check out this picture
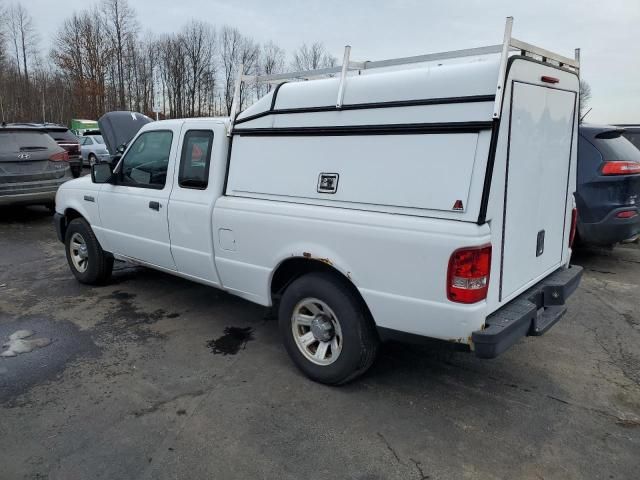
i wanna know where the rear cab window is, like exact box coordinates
[178,130,213,189]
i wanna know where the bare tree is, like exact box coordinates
[7,3,39,83]
[53,7,117,120]
[579,79,592,122]
[182,20,216,116]
[220,26,260,114]
[101,0,136,110]
[257,41,285,95]
[291,42,336,71]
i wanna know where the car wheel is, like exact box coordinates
[89,154,97,167]
[64,218,113,285]
[278,272,379,385]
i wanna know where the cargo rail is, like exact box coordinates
[229,16,580,132]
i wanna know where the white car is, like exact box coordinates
[53,19,583,384]
[79,135,111,166]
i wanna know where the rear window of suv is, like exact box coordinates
[0,130,58,154]
[623,131,640,151]
[593,130,640,162]
[47,129,78,144]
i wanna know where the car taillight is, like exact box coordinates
[49,151,69,162]
[447,245,492,304]
[616,210,638,219]
[601,161,640,175]
[569,207,578,247]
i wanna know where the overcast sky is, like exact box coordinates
[24,0,640,123]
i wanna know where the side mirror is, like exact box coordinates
[91,163,114,184]
[116,143,127,154]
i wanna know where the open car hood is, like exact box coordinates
[98,111,152,155]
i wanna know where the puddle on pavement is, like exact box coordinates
[1,329,52,357]
[0,317,98,404]
[207,327,254,355]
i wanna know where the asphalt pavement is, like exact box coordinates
[0,205,639,480]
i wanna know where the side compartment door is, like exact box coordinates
[97,128,178,270]
[167,124,221,285]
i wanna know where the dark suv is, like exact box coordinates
[0,124,73,207]
[576,124,640,246]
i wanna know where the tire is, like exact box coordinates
[278,272,379,385]
[88,154,97,167]
[64,218,113,285]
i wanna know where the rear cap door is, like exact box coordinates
[496,59,579,304]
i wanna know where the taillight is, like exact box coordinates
[616,210,638,219]
[49,151,69,162]
[601,161,640,175]
[569,208,578,247]
[447,245,492,304]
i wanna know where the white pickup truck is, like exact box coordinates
[54,19,583,384]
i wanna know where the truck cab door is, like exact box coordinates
[167,122,226,285]
[97,127,179,270]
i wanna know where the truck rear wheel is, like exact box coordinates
[278,272,379,385]
[65,218,113,285]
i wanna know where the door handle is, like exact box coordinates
[149,201,161,211]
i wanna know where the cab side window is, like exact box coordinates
[179,130,213,189]
[121,130,173,189]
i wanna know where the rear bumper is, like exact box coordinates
[472,265,583,359]
[0,177,69,206]
[578,207,640,245]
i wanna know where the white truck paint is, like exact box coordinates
[54,26,583,384]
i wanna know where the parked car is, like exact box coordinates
[0,123,72,208]
[79,134,111,166]
[53,20,583,384]
[617,125,640,150]
[11,123,82,178]
[576,124,640,246]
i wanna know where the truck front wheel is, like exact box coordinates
[64,218,113,285]
[278,272,379,385]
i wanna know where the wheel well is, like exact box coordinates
[62,208,84,238]
[65,208,83,223]
[271,258,363,305]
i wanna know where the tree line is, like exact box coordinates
[0,0,337,125]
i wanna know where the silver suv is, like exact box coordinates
[0,124,73,207]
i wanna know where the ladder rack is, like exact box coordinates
[229,17,580,131]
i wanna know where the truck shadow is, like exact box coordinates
[0,205,53,224]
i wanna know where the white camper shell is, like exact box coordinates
[55,18,583,384]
